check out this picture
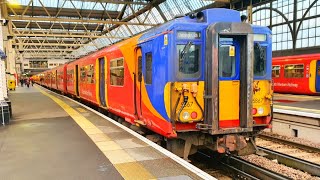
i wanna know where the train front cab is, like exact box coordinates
[159,10,273,157]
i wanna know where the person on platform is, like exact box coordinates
[20,79,23,87]
[26,79,30,88]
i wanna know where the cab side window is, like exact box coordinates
[145,53,152,84]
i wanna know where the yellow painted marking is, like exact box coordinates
[89,133,111,142]
[96,141,122,151]
[76,107,87,113]
[103,150,136,164]
[274,104,320,113]
[35,86,155,179]
[114,162,155,180]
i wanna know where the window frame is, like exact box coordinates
[110,57,125,86]
[67,69,74,82]
[176,42,201,79]
[284,64,304,78]
[86,64,95,84]
[145,52,153,85]
[272,65,281,78]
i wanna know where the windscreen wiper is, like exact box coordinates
[180,41,193,61]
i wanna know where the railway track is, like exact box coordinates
[219,154,290,180]
[259,133,320,154]
[257,146,320,176]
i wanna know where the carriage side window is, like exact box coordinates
[80,67,86,82]
[110,58,124,86]
[254,44,267,76]
[87,64,95,84]
[145,53,152,84]
[284,64,304,78]
[219,45,236,77]
[58,72,64,83]
[67,70,74,82]
[177,44,200,78]
[272,66,280,78]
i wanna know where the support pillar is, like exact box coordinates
[0,17,8,101]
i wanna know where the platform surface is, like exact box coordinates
[0,86,207,180]
[273,93,320,115]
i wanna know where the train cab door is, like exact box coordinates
[99,57,106,107]
[75,65,79,96]
[134,48,143,120]
[316,60,320,92]
[218,37,241,128]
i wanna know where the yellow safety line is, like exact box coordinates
[274,104,320,114]
[35,86,155,180]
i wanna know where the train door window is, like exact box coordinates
[272,66,280,78]
[110,58,124,86]
[318,65,320,76]
[284,64,304,78]
[138,56,142,82]
[177,43,200,78]
[87,64,95,84]
[145,53,152,84]
[254,43,267,76]
[218,45,236,77]
[80,67,86,82]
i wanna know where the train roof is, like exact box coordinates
[273,53,320,62]
[139,8,241,43]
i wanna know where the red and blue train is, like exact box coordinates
[34,8,273,159]
[273,54,320,95]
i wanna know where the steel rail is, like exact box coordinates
[259,134,320,153]
[219,155,290,180]
[258,146,320,176]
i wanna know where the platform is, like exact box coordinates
[0,85,213,180]
[273,93,320,118]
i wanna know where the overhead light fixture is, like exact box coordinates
[7,0,21,7]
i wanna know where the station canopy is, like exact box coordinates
[2,0,270,61]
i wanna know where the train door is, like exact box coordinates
[99,57,106,106]
[134,48,143,119]
[75,65,79,96]
[316,61,320,92]
[218,37,240,128]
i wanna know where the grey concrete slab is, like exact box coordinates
[9,87,68,121]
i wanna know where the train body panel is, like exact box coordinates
[273,54,320,95]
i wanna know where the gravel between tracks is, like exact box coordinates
[261,132,320,149]
[241,154,320,180]
[256,138,320,164]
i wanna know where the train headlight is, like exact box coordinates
[183,112,190,120]
[258,107,264,115]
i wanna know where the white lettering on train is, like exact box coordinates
[274,83,298,88]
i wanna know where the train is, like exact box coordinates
[272,54,320,95]
[34,8,273,159]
